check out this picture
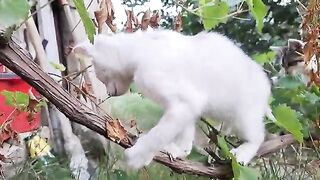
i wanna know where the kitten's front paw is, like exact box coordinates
[163,143,190,159]
[230,144,258,165]
[124,146,154,169]
[230,148,249,165]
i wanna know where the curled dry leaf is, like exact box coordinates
[0,122,19,144]
[130,119,143,135]
[306,159,320,175]
[149,10,161,29]
[130,119,137,128]
[27,89,40,122]
[27,89,39,113]
[141,9,151,31]
[106,119,128,143]
[125,10,134,32]
[94,0,116,33]
[175,13,182,32]
[300,0,320,86]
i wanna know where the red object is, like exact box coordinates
[0,65,41,141]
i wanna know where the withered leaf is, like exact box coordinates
[175,13,182,32]
[80,82,92,102]
[129,119,143,135]
[27,89,39,114]
[132,13,139,28]
[106,119,128,143]
[0,122,19,144]
[149,10,161,29]
[94,0,116,33]
[125,9,133,32]
[306,159,320,175]
[130,119,136,128]
[141,9,151,31]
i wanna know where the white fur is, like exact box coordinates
[74,30,272,168]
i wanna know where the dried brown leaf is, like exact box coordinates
[175,13,182,32]
[149,11,161,29]
[80,83,91,102]
[141,9,151,31]
[130,119,137,128]
[94,0,116,33]
[125,10,134,32]
[306,159,320,175]
[106,119,128,143]
[27,89,39,113]
[132,13,139,27]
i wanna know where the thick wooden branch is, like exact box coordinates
[0,40,298,179]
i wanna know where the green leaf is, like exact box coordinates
[245,0,267,32]
[275,76,305,89]
[302,91,320,104]
[106,93,163,130]
[0,0,30,27]
[217,136,260,180]
[252,51,276,65]
[111,169,129,180]
[15,91,29,107]
[72,0,96,43]
[236,165,261,180]
[50,62,66,72]
[217,135,234,159]
[273,104,303,142]
[1,90,29,109]
[198,0,229,30]
[1,90,14,106]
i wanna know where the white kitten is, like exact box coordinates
[73,30,273,169]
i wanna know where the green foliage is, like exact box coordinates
[217,136,261,180]
[0,0,30,27]
[273,104,303,142]
[197,0,267,32]
[270,75,320,139]
[252,51,276,65]
[198,0,229,30]
[1,90,29,109]
[105,93,163,130]
[72,0,96,43]
[50,62,66,72]
[11,157,73,180]
[245,0,268,32]
[276,75,306,90]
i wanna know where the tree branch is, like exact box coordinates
[0,39,298,179]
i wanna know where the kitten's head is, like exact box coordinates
[278,39,305,75]
[72,35,134,96]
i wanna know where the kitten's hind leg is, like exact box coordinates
[230,114,265,165]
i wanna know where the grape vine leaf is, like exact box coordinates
[198,0,229,30]
[0,0,30,27]
[73,0,96,43]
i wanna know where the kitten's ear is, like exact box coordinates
[288,39,304,52]
[270,46,287,65]
[271,46,288,57]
